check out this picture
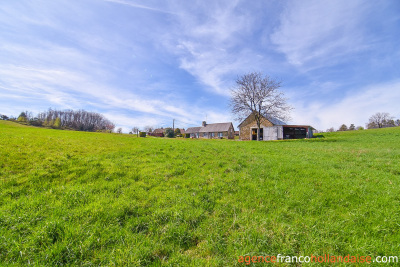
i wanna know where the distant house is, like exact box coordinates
[238,112,313,141]
[185,121,235,139]
[149,128,165,137]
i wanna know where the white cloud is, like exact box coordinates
[104,0,176,15]
[164,0,263,96]
[291,80,400,130]
[271,0,370,68]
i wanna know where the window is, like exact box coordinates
[210,132,214,137]
[218,132,223,137]
[203,133,207,137]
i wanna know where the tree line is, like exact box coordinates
[325,112,400,132]
[1,109,115,132]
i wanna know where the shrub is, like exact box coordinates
[139,132,146,137]
[165,128,174,138]
[53,117,61,129]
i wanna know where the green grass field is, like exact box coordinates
[1,120,399,266]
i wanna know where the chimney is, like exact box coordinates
[202,121,207,127]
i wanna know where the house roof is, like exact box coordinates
[199,122,233,133]
[185,122,234,134]
[185,127,202,134]
[153,128,165,134]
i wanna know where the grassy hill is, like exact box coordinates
[1,120,399,265]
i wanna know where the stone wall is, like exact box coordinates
[239,118,273,140]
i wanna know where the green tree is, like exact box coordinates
[174,128,181,136]
[17,112,28,122]
[339,124,348,131]
[53,117,61,129]
[349,124,355,131]
[165,128,174,138]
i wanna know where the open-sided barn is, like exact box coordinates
[238,113,313,141]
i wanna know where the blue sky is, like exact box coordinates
[1,0,399,132]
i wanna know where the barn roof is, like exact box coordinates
[267,117,287,126]
[238,112,287,128]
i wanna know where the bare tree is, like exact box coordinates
[230,72,292,141]
[132,127,139,137]
[368,112,393,128]
[36,108,115,132]
[116,128,122,134]
[144,126,153,133]
[326,127,335,132]
[349,124,355,131]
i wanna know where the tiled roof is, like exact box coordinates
[185,123,233,133]
[185,127,202,134]
[198,122,233,133]
[152,128,165,134]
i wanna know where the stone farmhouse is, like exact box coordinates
[185,121,235,139]
[238,112,313,141]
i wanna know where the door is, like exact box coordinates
[251,129,257,140]
[251,128,263,140]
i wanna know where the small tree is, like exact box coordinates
[132,127,139,137]
[174,128,181,136]
[165,128,174,138]
[17,112,28,123]
[349,124,355,131]
[230,72,292,141]
[326,127,335,132]
[144,126,153,133]
[385,119,396,127]
[366,121,378,129]
[117,128,122,134]
[356,126,364,130]
[0,114,9,120]
[338,124,348,131]
[53,117,61,129]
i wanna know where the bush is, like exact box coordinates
[139,132,146,137]
[53,117,61,129]
[165,128,174,138]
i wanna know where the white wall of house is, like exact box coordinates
[263,126,283,140]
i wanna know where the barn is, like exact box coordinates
[238,113,313,141]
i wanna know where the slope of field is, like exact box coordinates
[1,120,399,266]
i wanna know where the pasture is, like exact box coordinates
[1,120,399,265]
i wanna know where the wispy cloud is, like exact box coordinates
[291,80,400,130]
[271,0,371,68]
[104,0,176,15]
[163,0,265,96]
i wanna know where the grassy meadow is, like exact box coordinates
[1,120,400,265]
